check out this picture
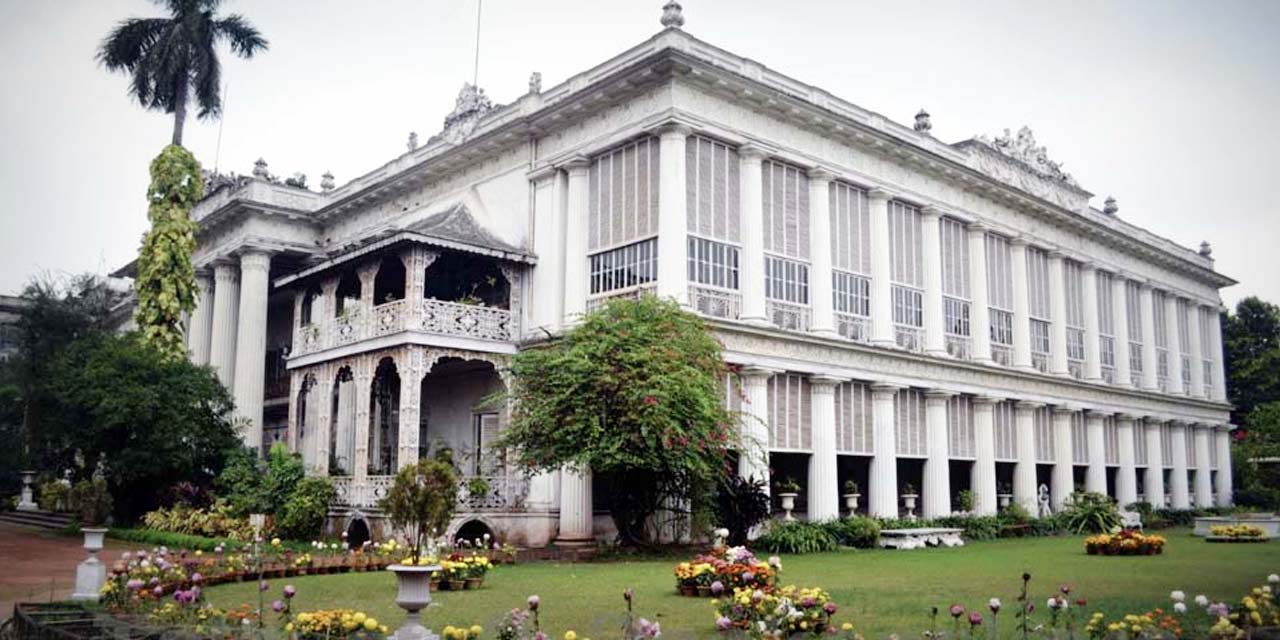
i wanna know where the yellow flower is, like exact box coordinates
[364,618,379,631]
[842,623,854,631]
[444,625,457,638]
[565,631,578,640]
[285,623,294,632]
[271,538,281,546]
[470,625,483,636]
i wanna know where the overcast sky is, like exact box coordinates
[1,0,1277,306]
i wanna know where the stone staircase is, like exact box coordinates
[0,509,73,531]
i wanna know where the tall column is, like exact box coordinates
[1187,300,1206,398]
[1115,415,1139,507]
[807,376,841,520]
[1168,421,1190,509]
[1215,425,1233,506]
[557,466,593,543]
[1208,309,1227,401]
[209,261,240,387]
[1144,418,1165,507]
[1048,252,1070,376]
[971,396,998,515]
[232,250,272,449]
[967,224,992,364]
[561,157,591,324]
[1085,410,1107,495]
[352,356,373,479]
[1139,283,1159,391]
[808,170,836,337]
[397,347,423,471]
[1050,406,1074,510]
[921,207,946,356]
[868,189,895,347]
[1165,294,1185,395]
[869,383,901,517]
[737,368,775,492]
[188,272,215,366]
[1081,264,1102,381]
[656,124,692,305]
[1193,424,1214,507]
[739,144,768,325]
[1010,239,1034,371]
[314,367,334,476]
[529,167,567,334]
[1013,401,1041,512]
[1111,275,1132,388]
[922,390,954,518]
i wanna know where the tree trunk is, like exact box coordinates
[172,97,186,147]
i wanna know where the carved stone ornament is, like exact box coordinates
[320,171,336,192]
[1103,196,1118,215]
[660,1,684,28]
[436,83,496,145]
[913,109,932,133]
[201,169,251,196]
[973,126,1080,188]
[1199,241,1212,258]
[528,71,542,94]
[252,158,270,179]
[407,131,419,152]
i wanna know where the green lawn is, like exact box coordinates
[204,529,1279,638]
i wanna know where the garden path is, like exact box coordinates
[0,521,144,621]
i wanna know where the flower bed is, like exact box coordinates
[432,553,494,591]
[1083,530,1166,555]
[1208,524,1270,543]
[712,585,837,637]
[673,546,779,597]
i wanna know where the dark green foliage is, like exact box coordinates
[1223,297,1280,425]
[936,515,1002,540]
[108,527,246,552]
[134,145,202,359]
[714,476,771,546]
[1060,491,1121,533]
[379,458,458,561]
[500,296,736,546]
[216,443,331,538]
[822,516,881,548]
[754,520,839,554]
[874,513,1058,539]
[277,477,337,541]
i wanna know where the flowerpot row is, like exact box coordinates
[677,585,718,597]
[430,578,485,591]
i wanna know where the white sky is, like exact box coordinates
[1,0,1277,306]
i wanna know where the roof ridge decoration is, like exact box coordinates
[955,126,1091,212]
[401,202,524,255]
[974,126,1080,188]
[433,83,499,145]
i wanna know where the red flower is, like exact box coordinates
[643,395,659,406]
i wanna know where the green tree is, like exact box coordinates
[97,0,268,146]
[47,332,239,521]
[135,145,203,359]
[499,295,737,546]
[1223,296,1280,424]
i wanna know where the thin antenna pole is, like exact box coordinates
[213,80,229,173]
[473,0,482,85]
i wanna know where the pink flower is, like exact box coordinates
[283,585,296,599]
[824,602,838,614]
[950,604,965,618]
[527,595,540,611]
[272,600,285,613]
[716,617,733,631]
[259,580,270,592]
[968,612,983,626]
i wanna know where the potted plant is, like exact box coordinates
[69,479,112,601]
[379,457,458,639]
[466,477,491,505]
[901,483,919,519]
[776,477,801,521]
[997,483,1013,509]
[842,480,861,513]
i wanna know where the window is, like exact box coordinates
[1026,247,1051,372]
[941,218,971,358]
[890,201,924,350]
[589,238,657,295]
[768,373,811,451]
[1034,406,1055,463]
[833,271,870,316]
[834,381,872,454]
[473,413,502,475]
[687,237,739,290]
[1064,260,1086,377]
[1071,412,1088,464]
[831,182,871,341]
[1160,423,1173,469]
[1097,271,1116,380]
[1134,422,1149,466]
[686,136,742,318]
[1199,306,1215,394]
[948,395,975,459]
[1177,298,1192,389]
[895,388,926,457]
[763,160,811,331]
[1153,290,1169,389]
[993,401,1017,461]
[986,234,1014,364]
[1185,426,1196,468]
[588,137,658,252]
[1104,416,1120,466]
[1126,281,1145,385]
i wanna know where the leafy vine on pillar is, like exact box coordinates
[134,145,202,360]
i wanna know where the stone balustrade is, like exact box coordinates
[293,299,514,357]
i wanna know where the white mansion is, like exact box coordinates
[158,3,1236,546]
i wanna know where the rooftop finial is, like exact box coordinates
[407,132,419,152]
[1103,196,1118,215]
[528,71,542,94]
[1199,241,1213,258]
[252,158,269,179]
[660,1,684,28]
[320,171,335,192]
[913,109,932,134]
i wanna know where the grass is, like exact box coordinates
[203,529,1280,638]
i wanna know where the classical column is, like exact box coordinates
[1115,415,1139,507]
[1013,401,1041,512]
[808,169,837,337]
[1138,283,1159,391]
[188,272,215,366]
[869,383,902,517]
[314,367,334,476]
[1081,264,1102,381]
[1215,425,1233,506]
[738,144,768,325]
[352,356,373,479]
[1165,294,1185,395]
[400,248,436,331]
[1208,309,1227,401]
[922,390,954,518]
[971,396,998,515]
[1048,251,1070,376]
[232,250,272,449]
[397,347,423,471]
[529,167,567,334]
[921,207,946,357]
[967,224,993,364]
[557,465,593,543]
[357,262,379,315]
[868,189,895,347]
[1111,274,1132,388]
[1050,406,1074,510]
[286,370,302,452]
[1193,424,1214,508]
[807,375,841,520]
[737,368,775,493]
[1187,300,1206,398]
[1168,421,1190,509]
[1010,239,1034,371]
[208,260,240,387]
[1143,418,1165,507]
[561,157,591,324]
[1085,410,1107,496]
[656,124,692,306]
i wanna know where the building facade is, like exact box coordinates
[172,3,1235,546]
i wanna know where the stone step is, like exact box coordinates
[0,509,74,531]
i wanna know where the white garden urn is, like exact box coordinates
[777,493,798,521]
[17,471,38,512]
[843,493,861,514]
[901,494,919,520]
[71,527,109,601]
[997,493,1013,509]
[389,564,441,640]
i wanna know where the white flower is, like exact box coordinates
[715,528,729,538]
[1195,595,1209,607]
[1047,598,1058,609]
[1270,574,1280,585]
[1265,586,1274,595]
[1174,602,1187,614]
[989,598,1002,611]
[768,556,782,569]
[1170,590,1186,602]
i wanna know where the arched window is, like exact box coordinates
[335,272,361,317]
[369,357,400,475]
[374,256,406,305]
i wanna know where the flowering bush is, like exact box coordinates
[674,546,778,595]
[712,585,837,638]
[1209,524,1266,539]
[285,609,388,639]
[1084,530,1166,555]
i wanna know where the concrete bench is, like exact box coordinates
[878,527,965,550]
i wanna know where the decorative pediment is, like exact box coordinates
[402,203,524,256]
[954,127,1091,211]
[433,83,498,145]
[973,126,1079,188]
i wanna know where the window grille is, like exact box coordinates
[1199,306,1215,396]
[762,160,809,260]
[833,271,871,342]
[1126,281,1145,386]
[1153,290,1170,390]
[1134,423,1149,466]
[1064,260,1086,377]
[986,234,1014,365]
[941,218,971,357]
[994,401,1017,462]
[589,238,657,296]
[894,388,926,457]
[685,135,740,242]
[890,201,924,351]
[765,255,811,331]
[768,373,811,451]
[834,381,872,454]
[1160,423,1173,469]
[687,237,741,319]
[948,395,976,459]
[831,182,871,343]
[1098,271,1116,381]
[1071,412,1088,464]
[1034,406,1055,463]
[1104,416,1120,466]
[1026,247,1051,372]
[588,137,659,252]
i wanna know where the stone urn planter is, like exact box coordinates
[389,564,441,640]
[17,471,38,512]
[901,494,919,519]
[71,527,109,601]
[842,493,861,513]
[997,493,1013,509]
[777,493,799,521]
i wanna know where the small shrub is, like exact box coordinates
[937,515,1001,541]
[379,457,458,561]
[141,500,257,539]
[277,477,337,540]
[754,520,838,554]
[824,516,880,548]
[714,476,771,546]
[69,479,112,526]
[1061,492,1121,533]
[108,527,245,552]
[38,480,70,512]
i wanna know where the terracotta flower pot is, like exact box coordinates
[448,580,466,591]
[465,578,481,590]
[697,586,711,597]
[680,585,697,597]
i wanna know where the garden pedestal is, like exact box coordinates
[17,471,37,512]
[71,527,108,601]
[390,564,441,640]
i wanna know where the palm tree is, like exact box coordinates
[98,0,268,146]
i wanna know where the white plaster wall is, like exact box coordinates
[420,367,505,461]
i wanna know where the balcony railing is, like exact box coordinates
[292,299,514,357]
[421,299,512,341]
[332,474,527,511]
[332,475,394,508]
[991,343,1013,367]
[1030,351,1049,373]
[894,325,924,352]
[944,334,971,359]
[1101,366,1115,384]
[767,299,810,332]
[835,312,870,344]
[689,285,741,320]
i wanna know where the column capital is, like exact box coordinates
[737,141,772,161]
[1216,423,1235,433]
[808,374,844,389]
[1008,235,1029,248]
[238,249,272,272]
[526,164,560,183]
[1047,249,1066,261]
[655,122,695,139]
[971,395,1001,406]
[1079,260,1099,272]
[866,186,898,202]
[1116,413,1140,423]
[870,381,905,395]
[560,155,591,174]
[738,365,781,381]
[1084,407,1113,418]
[1015,400,1045,411]
[967,220,989,234]
[1051,404,1079,415]
[924,389,957,400]
[807,166,837,183]
[920,204,947,219]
